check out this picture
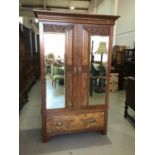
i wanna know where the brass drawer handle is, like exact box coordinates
[56,122,63,126]
[78,67,82,73]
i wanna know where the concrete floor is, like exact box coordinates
[19,80,135,155]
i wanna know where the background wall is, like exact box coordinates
[88,0,97,13]
[115,0,135,48]
[97,0,115,15]
[20,0,135,48]
[96,0,135,48]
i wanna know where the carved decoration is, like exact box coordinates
[83,25,110,36]
[43,24,73,33]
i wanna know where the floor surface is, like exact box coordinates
[19,80,135,155]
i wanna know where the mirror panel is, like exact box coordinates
[89,36,109,106]
[44,33,65,109]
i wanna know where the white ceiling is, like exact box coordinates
[19,0,95,17]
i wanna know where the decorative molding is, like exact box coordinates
[83,25,110,36]
[43,24,73,33]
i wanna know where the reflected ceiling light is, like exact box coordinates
[70,6,75,10]
[35,18,38,23]
[19,17,23,24]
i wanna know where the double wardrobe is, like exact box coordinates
[34,10,119,142]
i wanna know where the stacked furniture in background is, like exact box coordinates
[124,77,135,122]
[123,48,135,77]
[111,45,135,90]
[19,23,40,111]
[123,49,135,122]
[109,73,119,92]
[111,46,135,121]
[19,27,28,110]
[111,45,127,90]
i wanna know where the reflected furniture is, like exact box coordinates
[124,77,135,122]
[51,64,64,88]
[52,75,64,88]
[89,62,106,95]
[34,10,119,142]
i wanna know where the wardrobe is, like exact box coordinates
[34,10,119,142]
[19,24,40,111]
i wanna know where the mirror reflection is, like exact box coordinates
[89,36,109,105]
[44,33,65,109]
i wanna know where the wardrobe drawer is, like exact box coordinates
[46,112,104,134]
[46,115,76,133]
[80,112,104,129]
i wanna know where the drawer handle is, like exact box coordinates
[56,122,63,126]
[90,119,96,123]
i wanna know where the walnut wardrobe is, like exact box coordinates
[34,10,119,142]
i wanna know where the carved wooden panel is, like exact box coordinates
[65,73,73,107]
[65,29,73,65]
[82,29,90,66]
[81,73,89,106]
[83,25,110,36]
[43,24,73,33]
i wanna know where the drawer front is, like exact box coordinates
[80,113,104,129]
[46,112,104,134]
[46,115,77,133]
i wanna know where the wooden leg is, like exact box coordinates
[42,133,48,143]
[42,115,48,143]
[100,129,107,135]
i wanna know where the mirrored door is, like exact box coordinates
[79,25,111,109]
[43,23,74,110]
[89,36,109,106]
[44,33,65,109]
